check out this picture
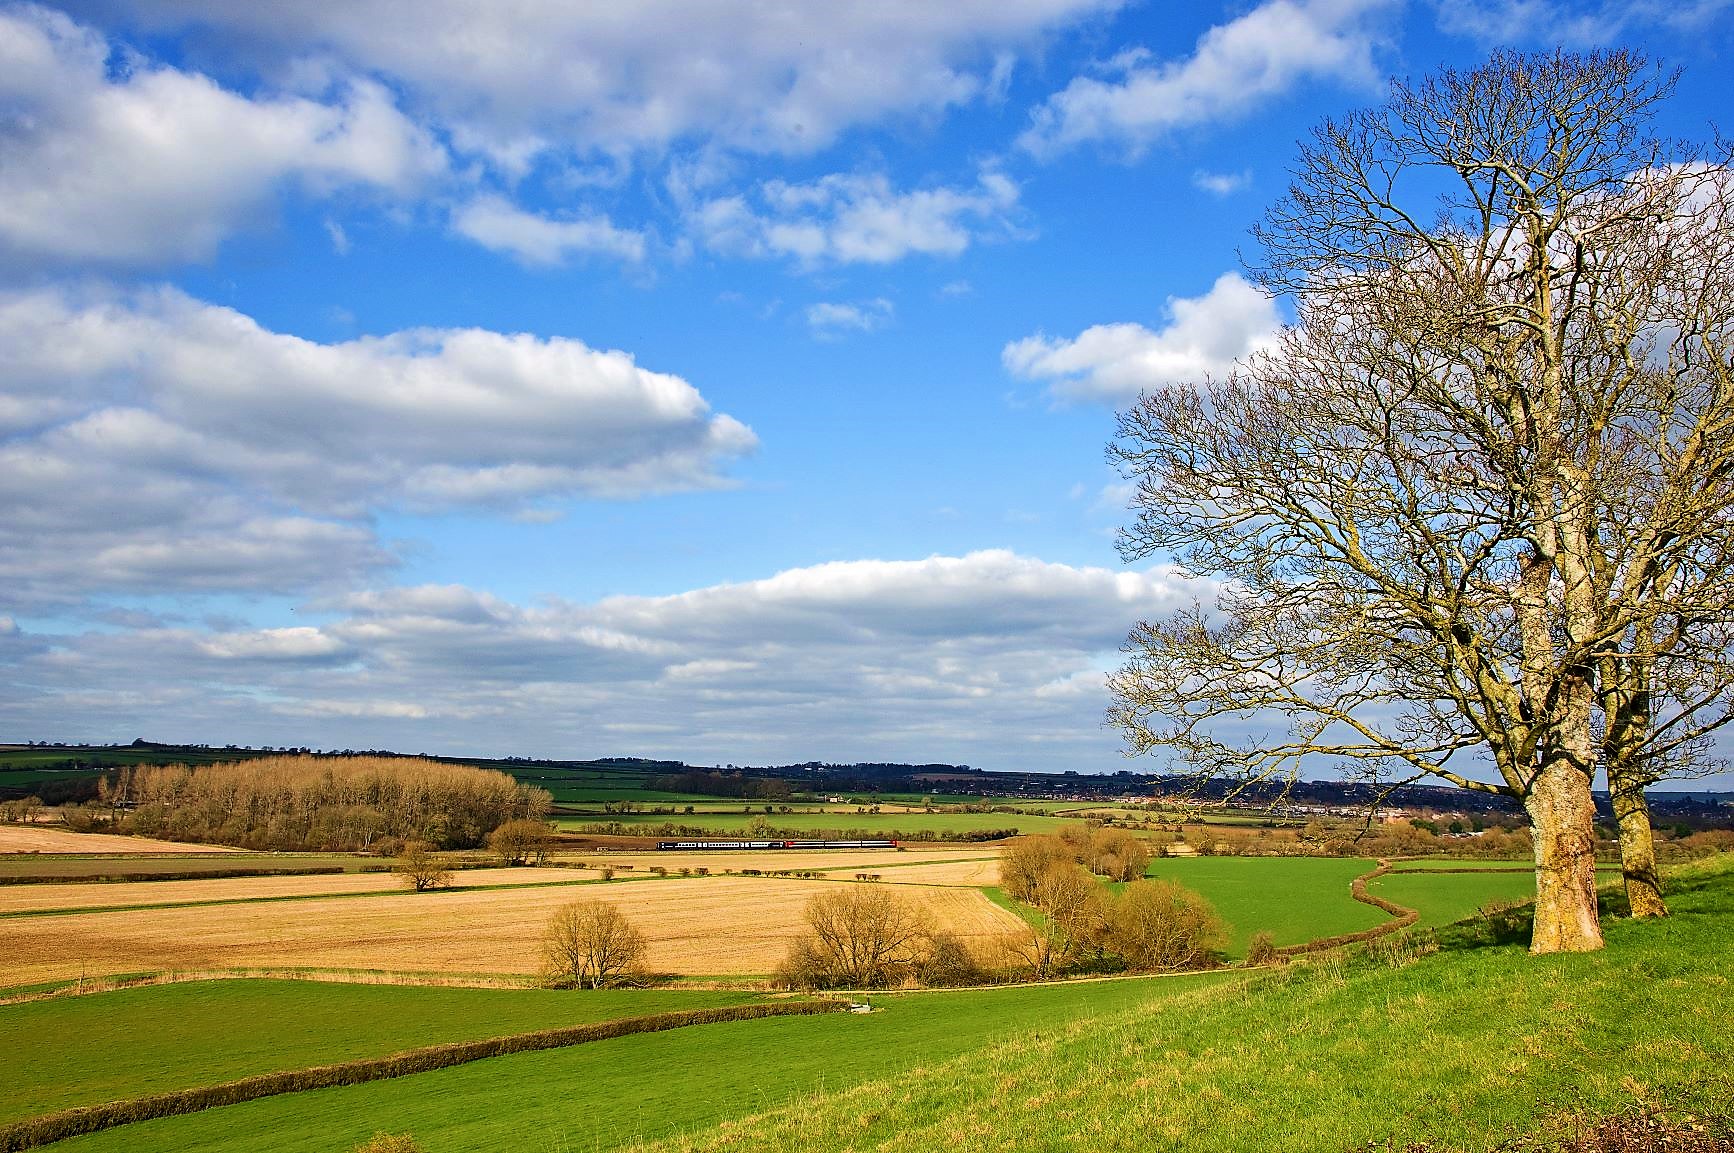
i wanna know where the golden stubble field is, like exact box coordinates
[0,849,1017,988]
[0,866,594,915]
[0,827,243,854]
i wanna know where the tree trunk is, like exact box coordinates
[1523,756,1605,953]
[1609,779,1668,918]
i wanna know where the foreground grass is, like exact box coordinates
[0,982,757,1124]
[634,857,1734,1153]
[38,974,1233,1152]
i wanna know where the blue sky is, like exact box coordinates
[3,0,1732,782]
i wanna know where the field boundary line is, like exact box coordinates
[1274,859,1419,956]
[0,1000,847,1151]
[0,874,607,921]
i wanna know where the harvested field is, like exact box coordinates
[0,876,1026,988]
[563,847,949,874]
[0,827,242,855]
[0,867,592,916]
[808,857,1003,887]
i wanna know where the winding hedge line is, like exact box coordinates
[1275,860,1420,957]
[0,1000,845,1151]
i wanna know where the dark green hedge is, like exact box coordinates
[0,999,845,1151]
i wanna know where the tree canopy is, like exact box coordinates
[1108,50,1734,952]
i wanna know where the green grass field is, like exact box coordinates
[32,974,1233,1153]
[1141,856,1389,953]
[0,982,761,1125]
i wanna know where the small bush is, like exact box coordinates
[1246,931,1281,966]
[353,1134,423,1153]
[918,932,988,987]
[395,841,452,892]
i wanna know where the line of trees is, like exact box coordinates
[75,755,550,851]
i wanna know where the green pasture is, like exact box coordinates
[556,809,1072,836]
[0,981,759,1125]
[1370,868,1548,930]
[1141,856,1389,954]
[36,973,1233,1153]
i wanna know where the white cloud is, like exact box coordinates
[1021,0,1392,158]
[1003,272,1281,402]
[690,170,1021,265]
[0,551,1216,769]
[1431,0,1733,45]
[1193,169,1252,196]
[451,196,647,266]
[806,298,895,337]
[0,284,756,607]
[82,0,1121,162]
[0,6,445,265]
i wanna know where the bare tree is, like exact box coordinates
[487,818,554,866]
[1105,880,1228,971]
[395,840,452,892]
[780,887,930,989]
[541,900,648,988]
[1108,51,1734,953]
[1005,860,1107,978]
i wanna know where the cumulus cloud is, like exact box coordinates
[0,551,1215,768]
[0,284,755,607]
[806,298,894,337]
[0,5,445,265]
[451,196,648,266]
[1002,272,1281,402]
[78,0,1121,161]
[690,170,1021,265]
[1020,0,1391,158]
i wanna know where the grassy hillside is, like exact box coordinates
[36,975,1233,1153]
[637,856,1734,1153]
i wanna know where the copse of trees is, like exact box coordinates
[86,755,550,851]
[1003,834,1227,976]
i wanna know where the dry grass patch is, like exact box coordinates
[0,876,1026,987]
[0,827,243,854]
[0,867,587,916]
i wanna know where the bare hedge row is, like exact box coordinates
[0,865,358,887]
[0,1000,845,1151]
[1275,861,1420,957]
